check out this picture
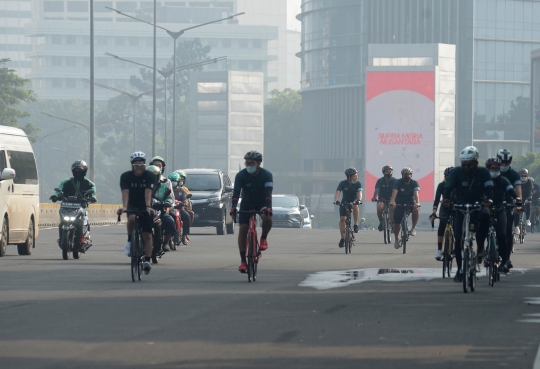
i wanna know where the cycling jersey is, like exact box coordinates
[492,175,515,210]
[393,178,419,204]
[120,170,157,209]
[501,167,521,187]
[444,166,493,203]
[232,167,273,209]
[374,177,396,200]
[336,179,362,203]
[521,178,535,199]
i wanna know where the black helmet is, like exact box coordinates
[444,167,454,176]
[244,150,263,162]
[72,160,88,177]
[497,149,512,163]
[382,165,393,174]
[345,167,358,177]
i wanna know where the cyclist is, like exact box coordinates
[497,149,522,270]
[169,171,191,245]
[478,157,519,274]
[229,151,273,273]
[443,146,494,283]
[118,152,157,275]
[430,167,453,260]
[371,165,396,231]
[389,167,419,249]
[175,170,195,230]
[333,167,363,248]
[517,168,534,228]
[146,165,175,261]
[50,160,97,250]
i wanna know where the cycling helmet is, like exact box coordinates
[460,146,479,162]
[150,156,166,169]
[401,167,413,175]
[497,149,512,163]
[175,170,187,179]
[131,151,146,163]
[382,165,393,174]
[146,165,161,177]
[244,150,263,162]
[519,168,529,176]
[345,167,358,177]
[485,157,501,169]
[443,167,454,176]
[168,172,181,181]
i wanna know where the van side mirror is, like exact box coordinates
[85,189,95,195]
[300,205,306,210]
[54,187,62,193]
[225,186,234,193]
[0,168,16,181]
[311,215,315,219]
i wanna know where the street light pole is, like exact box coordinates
[89,0,95,181]
[152,0,157,157]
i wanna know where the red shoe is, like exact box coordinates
[238,262,247,273]
[259,238,268,251]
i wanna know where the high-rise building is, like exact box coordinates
[287,29,301,90]
[25,0,282,100]
[0,0,33,77]
[298,0,539,196]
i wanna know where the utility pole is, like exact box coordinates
[89,0,95,181]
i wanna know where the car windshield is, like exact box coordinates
[184,174,221,191]
[273,196,298,208]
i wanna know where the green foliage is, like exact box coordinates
[512,152,540,181]
[0,58,39,140]
[264,89,302,172]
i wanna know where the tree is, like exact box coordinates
[0,58,39,140]
[264,89,302,172]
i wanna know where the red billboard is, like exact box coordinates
[365,72,435,202]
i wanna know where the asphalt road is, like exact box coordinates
[1,224,540,369]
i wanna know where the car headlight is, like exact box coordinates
[206,197,221,206]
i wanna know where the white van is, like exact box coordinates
[0,126,39,256]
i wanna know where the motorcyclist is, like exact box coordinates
[146,165,176,263]
[50,160,97,252]
[168,172,191,246]
[175,170,195,231]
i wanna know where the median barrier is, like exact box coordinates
[39,203,124,228]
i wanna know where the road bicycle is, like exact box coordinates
[484,206,501,287]
[337,200,360,254]
[374,199,392,244]
[236,210,264,283]
[454,203,482,293]
[435,211,455,279]
[118,209,147,282]
[395,204,418,254]
[517,198,531,243]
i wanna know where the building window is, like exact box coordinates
[238,60,249,70]
[197,83,227,94]
[66,79,77,88]
[67,1,88,12]
[97,59,108,67]
[44,1,64,12]
[52,56,62,66]
[116,2,137,11]
[129,37,138,46]
[222,39,231,48]
[52,78,63,88]
[52,35,62,44]
[66,57,77,67]
[95,1,113,12]
[115,37,126,46]
[96,37,107,45]
[66,35,76,44]
[252,61,262,71]
[239,39,249,48]
[253,40,262,48]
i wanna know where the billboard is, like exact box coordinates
[365,72,435,202]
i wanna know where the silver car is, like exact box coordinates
[302,207,314,229]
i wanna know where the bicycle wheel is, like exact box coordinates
[386,215,393,244]
[469,243,476,292]
[383,213,388,244]
[247,230,254,282]
[462,244,470,293]
[130,228,138,282]
[442,228,452,279]
[252,232,258,282]
[344,227,350,254]
[348,230,353,254]
[487,235,495,287]
[401,218,408,254]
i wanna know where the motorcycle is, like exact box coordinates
[52,188,95,260]
[172,193,192,247]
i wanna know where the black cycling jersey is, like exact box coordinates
[533,183,540,201]
[501,167,521,188]
[232,167,273,209]
[374,177,397,200]
[492,175,516,210]
[444,166,494,203]
[393,178,419,204]
[336,179,362,203]
[120,170,157,209]
[521,179,535,199]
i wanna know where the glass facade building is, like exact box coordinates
[299,0,538,181]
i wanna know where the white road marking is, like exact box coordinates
[516,319,540,323]
[524,298,540,305]
[534,343,540,369]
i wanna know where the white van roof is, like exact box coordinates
[0,126,27,137]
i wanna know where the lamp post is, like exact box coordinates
[90,0,95,181]
[105,6,243,168]
[104,53,226,162]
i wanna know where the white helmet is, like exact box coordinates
[130,151,146,163]
[460,146,479,162]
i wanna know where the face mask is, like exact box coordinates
[246,166,257,174]
[490,172,500,178]
[179,181,184,186]
[402,176,411,183]
[521,176,528,182]
[384,173,392,179]
[500,166,510,173]
[171,181,178,187]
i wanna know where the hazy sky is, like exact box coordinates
[287,0,302,31]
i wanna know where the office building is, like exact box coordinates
[0,0,33,77]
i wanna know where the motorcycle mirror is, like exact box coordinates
[186,194,192,199]
[86,189,95,195]
[54,188,62,193]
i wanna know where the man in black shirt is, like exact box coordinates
[430,167,453,260]
[118,151,157,275]
[389,167,420,249]
[371,165,396,231]
[334,167,363,248]
[230,151,273,273]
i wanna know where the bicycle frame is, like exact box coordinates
[237,210,263,282]
[340,201,357,254]
[454,203,481,293]
[395,204,414,254]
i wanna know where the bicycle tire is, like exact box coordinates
[531,212,536,233]
[488,233,495,287]
[344,227,349,254]
[386,215,393,244]
[463,243,470,293]
[469,242,476,292]
[348,232,352,254]
[442,228,452,279]
[383,212,388,244]
[401,217,407,254]
[247,230,254,282]
[252,232,258,282]
[130,228,138,283]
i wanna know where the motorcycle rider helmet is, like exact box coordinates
[150,156,166,170]
[485,157,501,169]
[382,165,393,174]
[168,172,181,181]
[345,167,358,177]
[244,150,263,162]
[401,167,413,175]
[444,167,454,176]
[460,146,480,162]
[71,160,88,177]
[130,151,146,163]
[497,149,512,163]
[146,165,161,179]
[175,170,187,180]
